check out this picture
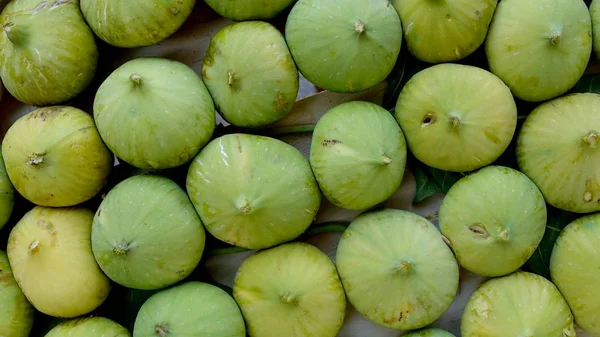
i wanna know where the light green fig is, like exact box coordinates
[7,206,112,318]
[233,242,346,337]
[204,0,296,21]
[310,101,407,210]
[392,0,498,63]
[550,213,600,337]
[592,0,600,60]
[186,133,321,250]
[0,0,98,106]
[0,148,15,230]
[336,209,459,330]
[202,21,298,128]
[80,0,196,48]
[93,57,216,170]
[439,166,547,277]
[461,271,577,337]
[1,106,113,207]
[516,93,600,214]
[44,317,131,337]
[133,281,246,337]
[394,63,517,173]
[0,250,34,337]
[403,328,456,337]
[285,0,403,93]
[485,0,592,102]
[91,174,206,290]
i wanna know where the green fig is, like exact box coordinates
[0,250,34,337]
[44,317,130,337]
[0,148,14,230]
[403,328,456,337]
[204,0,295,21]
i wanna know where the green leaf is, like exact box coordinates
[412,163,465,204]
[570,73,600,94]
[524,206,580,279]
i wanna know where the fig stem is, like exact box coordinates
[382,155,392,165]
[155,324,169,337]
[112,242,130,255]
[394,260,412,274]
[227,70,236,86]
[28,153,44,166]
[549,34,561,46]
[449,116,461,129]
[583,131,599,147]
[354,20,366,34]
[130,74,143,86]
[28,240,40,255]
[498,229,510,241]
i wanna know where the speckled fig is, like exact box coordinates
[202,21,298,128]
[204,0,295,21]
[395,63,517,172]
[0,0,98,106]
[550,213,600,337]
[516,93,600,214]
[336,209,459,330]
[80,0,196,48]
[0,250,34,337]
[1,106,113,207]
[0,148,15,230]
[233,242,346,337]
[93,57,216,170]
[310,101,407,210]
[133,281,246,337]
[392,0,497,63]
[485,0,592,102]
[7,207,112,318]
[186,133,321,250]
[91,175,206,290]
[285,0,403,93]
[45,317,131,337]
[462,272,577,337]
[439,166,547,277]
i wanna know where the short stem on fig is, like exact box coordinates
[381,155,392,165]
[449,116,461,129]
[583,131,599,147]
[354,20,366,34]
[28,240,40,255]
[112,242,130,255]
[498,228,510,241]
[236,198,254,215]
[130,74,143,86]
[393,260,412,274]
[155,324,169,337]
[28,153,44,166]
[227,70,236,86]
[280,292,298,306]
[549,34,561,46]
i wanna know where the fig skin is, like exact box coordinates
[7,206,112,318]
[0,0,99,106]
[336,209,459,330]
[439,165,547,277]
[403,328,456,337]
[233,242,346,337]
[204,0,295,21]
[93,57,216,170]
[1,106,113,208]
[550,213,600,337]
[392,0,498,63]
[0,250,34,337]
[394,63,517,173]
[202,21,299,128]
[285,0,403,93]
[0,148,15,230]
[516,92,600,214]
[485,0,592,102]
[45,316,131,337]
[186,133,321,250]
[310,101,407,210]
[91,175,206,291]
[461,271,577,337]
[133,281,246,337]
[592,0,600,60]
[80,0,196,48]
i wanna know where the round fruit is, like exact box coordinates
[45,317,130,337]
[285,0,403,93]
[485,0,592,102]
[336,209,459,330]
[516,92,600,214]
[186,133,321,250]
[133,281,246,337]
[7,206,112,318]
[394,63,517,172]
[94,57,216,170]
[0,149,15,230]
[310,101,407,210]
[592,0,600,60]
[461,271,577,337]
[91,174,206,290]
[204,0,295,21]
[550,213,600,336]
[0,0,98,106]
[80,0,195,48]
[2,106,113,208]
[392,0,497,63]
[403,328,456,337]
[0,250,34,337]
[233,242,346,337]
[202,21,298,128]
[439,166,547,277]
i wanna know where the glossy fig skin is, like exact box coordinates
[550,213,600,337]
[45,317,131,337]
[0,149,15,230]
[80,0,196,48]
[0,250,34,337]
[0,0,99,106]
[204,0,295,21]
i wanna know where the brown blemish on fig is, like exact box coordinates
[421,112,436,127]
[445,13,452,20]
[38,220,55,235]
[322,139,342,147]
[275,92,287,113]
[28,240,40,255]
[484,130,501,144]
[28,106,63,121]
[474,10,481,19]
[155,323,169,337]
